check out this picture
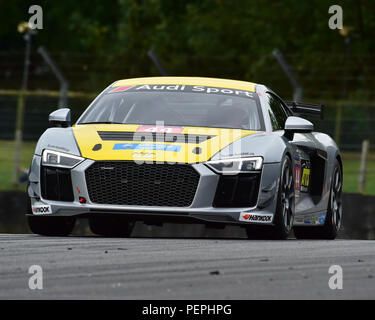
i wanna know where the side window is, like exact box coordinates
[265,93,288,130]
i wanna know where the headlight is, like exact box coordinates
[42,149,84,169]
[205,156,263,174]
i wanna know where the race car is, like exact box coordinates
[27,77,343,239]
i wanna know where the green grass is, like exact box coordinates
[341,152,375,195]
[0,140,374,194]
[0,140,36,191]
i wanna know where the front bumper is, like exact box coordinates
[28,156,280,226]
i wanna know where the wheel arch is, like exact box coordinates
[336,153,343,175]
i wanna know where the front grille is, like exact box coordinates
[85,161,200,207]
[98,131,215,144]
[41,166,74,201]
[213,173,261,207]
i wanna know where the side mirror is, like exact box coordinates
[284,116,313,140]
[49,108,71,127]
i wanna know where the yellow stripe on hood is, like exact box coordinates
[73,124,258,163]
[113,77,256,92]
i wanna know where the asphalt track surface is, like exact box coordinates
[0,234,374,299]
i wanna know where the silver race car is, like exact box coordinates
[27,77,342,239]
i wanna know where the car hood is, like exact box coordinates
[72,124,258,163]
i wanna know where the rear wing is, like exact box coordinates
[285,101,324,119]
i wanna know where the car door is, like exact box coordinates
[264,92,320,215]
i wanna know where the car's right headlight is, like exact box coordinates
[205,156,263,175]
[42,149,84,169]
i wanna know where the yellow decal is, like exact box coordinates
[73,124,258,163]
[112,77,256,92]
[301,168,311,187]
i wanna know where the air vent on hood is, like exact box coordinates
[97,131,215,144]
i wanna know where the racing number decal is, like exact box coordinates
[294,158,311,192]
[301,168,310,187]
[300,160,311,192]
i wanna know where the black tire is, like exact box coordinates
[27,216,75,236]
[246,155,295,240]
[293,159,342,240]
[89,216,134,237]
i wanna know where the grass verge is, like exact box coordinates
[0,140,374,194]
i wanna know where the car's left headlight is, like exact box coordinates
[42,149,84,169]
[205,156,263,174]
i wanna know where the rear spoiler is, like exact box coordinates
[285,101,324,119]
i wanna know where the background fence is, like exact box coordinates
[0,90,93,140]
[0,51,374,193]
[1,51,375,150]
[0,88,374,152]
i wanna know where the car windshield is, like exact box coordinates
[78,85,263,130]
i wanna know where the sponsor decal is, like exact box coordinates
[113,143,181,152]
[131,151,156,159]
[239,212,273,223]
[108,84,254,98]
[319,213,326,224]
[109,85,133,93]
[137,125,184,134]
[294,158,301,190]
[303,214,326,225]
[31,204,52,215]
[297,213,326,225]
[303,215,317,224]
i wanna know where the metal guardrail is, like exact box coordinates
[0,89,96,99]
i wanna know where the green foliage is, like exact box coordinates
[2,0,375,97]
[4,1,374,57]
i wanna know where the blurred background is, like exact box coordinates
[0,0,374,237]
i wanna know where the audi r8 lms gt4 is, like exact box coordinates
[27,77,343,239]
